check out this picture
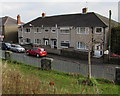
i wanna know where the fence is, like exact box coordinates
[0,50,119,81]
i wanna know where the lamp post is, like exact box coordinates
[108,10,112,61]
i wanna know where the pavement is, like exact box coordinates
[48,54,120,67]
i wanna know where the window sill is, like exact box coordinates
[77,33,89,35]
[77,48,88,50]
[61,46,69,48]
[60,33,70,35]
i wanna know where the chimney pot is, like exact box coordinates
[17,14,21,25]
[42,13,46,18]
[82,8,87,13]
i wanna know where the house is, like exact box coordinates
[0,15,24,43]
[18,8,119,57]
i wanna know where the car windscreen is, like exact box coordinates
[40,49,45,51]
[16,45,22,48]
[5,43,11,47]
[12,45,22,48]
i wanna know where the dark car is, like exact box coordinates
[26,47,47,57]
[0,42,11,50]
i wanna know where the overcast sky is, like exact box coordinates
[0,0,120,23]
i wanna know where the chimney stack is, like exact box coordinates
[17,14,21,25]
[42,13,46,18]
[82,8,88,13]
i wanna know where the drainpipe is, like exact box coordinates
[103,27,106,62]
[56,24,59,49]
[91,27,94,56]
[21,25,24,44]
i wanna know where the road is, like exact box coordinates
[15,52,120,68]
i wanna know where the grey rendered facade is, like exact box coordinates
[18,11,118,57]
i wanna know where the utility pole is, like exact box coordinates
[108,10,112,61]
[88,50,91,79]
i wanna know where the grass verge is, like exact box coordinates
[1,59,120,94]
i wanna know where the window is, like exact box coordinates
[51,27,56,33]
[25,38,31,43]
[51,29,56,33]
[95,44,103,50]
[35,39,41,44]
[60,30,70,34]
[26,28,30,32]
[45,29,49,32]
[36,28,39,32]
[34,28,41,33]
[95,27,103,34]
[60,27,70,34]
[77,42,88,50]
[61,41,70,48]
[77,27,89,34]
[18,28,22,32]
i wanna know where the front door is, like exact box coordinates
[94,43,103,58]
[44,40,49,45]
[51,40,57,48]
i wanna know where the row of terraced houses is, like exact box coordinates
[0,8,119,57]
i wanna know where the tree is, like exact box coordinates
[111,26,120,55]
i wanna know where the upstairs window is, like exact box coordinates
[77,27,89,34]
[95,27,103,34]
[36,28,39,32]
[51,28,56,33]
[60,27,70,34]
[26,28,30,32]
[18,28,22,32]
[45,29,49,32]
[35,28,41,33]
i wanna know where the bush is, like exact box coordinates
[77,78,98,86]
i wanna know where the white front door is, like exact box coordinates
[45,40,49,45]
[94,43,103,58]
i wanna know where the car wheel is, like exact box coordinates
[26,52,30,55]
[36,54,40,58]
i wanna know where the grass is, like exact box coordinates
[1,59,120,94]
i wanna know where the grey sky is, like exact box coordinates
[0,0,120,23]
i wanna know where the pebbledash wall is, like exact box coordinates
[0,50,119,81]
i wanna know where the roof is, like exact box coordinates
[0,16,24,26]
[23,12,109,28]
[95,13,119,27]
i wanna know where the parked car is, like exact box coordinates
[26,47,47,57]
[110,53,120,58]
[10,44,25,53]
[0,42,11,50]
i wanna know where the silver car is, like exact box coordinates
[10,44,25,53]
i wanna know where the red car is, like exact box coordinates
[26,47,47,57]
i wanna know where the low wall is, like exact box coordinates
[61,49,88,60]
